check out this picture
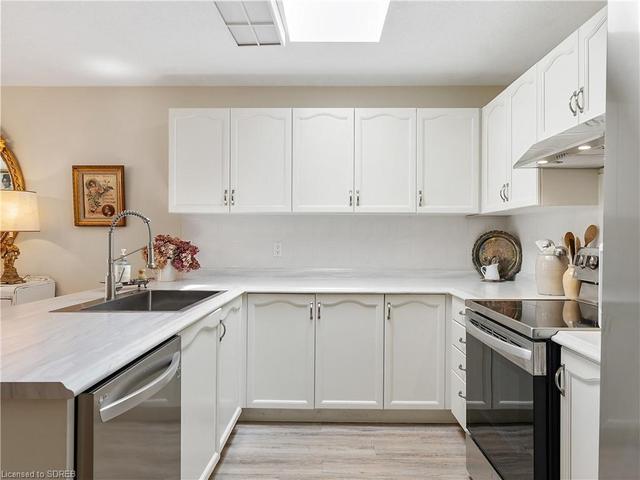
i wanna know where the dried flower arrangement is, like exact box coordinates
[142,234,201,273]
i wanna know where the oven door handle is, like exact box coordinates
[466,321,532,362]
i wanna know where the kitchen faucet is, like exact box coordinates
[105,210,156,301]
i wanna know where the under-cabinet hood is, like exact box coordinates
[514,114,605,169]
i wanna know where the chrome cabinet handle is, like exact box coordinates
[499,185,506,202]
[569,91,578,116]
[349,190,353,207]
[219,320,227,342]
[309,302,314,320]
[555,364,566,396]
[458,337,466,344]
[386,302,392,320]
[458,391,466,400]
[355,190,360,206]
[317,302,321,320]
[576,86,585,113]
[223,189,229,206]
[418,190,423,207]
[458,364,466,372]
[504,182,510,202]
[230,189,236,206]
[458,310,466,316]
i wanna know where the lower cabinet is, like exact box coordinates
[384,294,446,409]
[179,309,220,480]
[559,348,601,480]
[246,294,315,408]
[315,294,384,409]
[216,296,244,451]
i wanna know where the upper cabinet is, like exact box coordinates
[482,93,509,213]
[417,109,479,214]
[578,7,607,122]
[169,108,230,213]
[230,108,292,213]
[355,109,416,213]
[293,108,354,213]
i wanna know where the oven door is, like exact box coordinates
[465,311,550,480]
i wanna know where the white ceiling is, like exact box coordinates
[1,0,605,86]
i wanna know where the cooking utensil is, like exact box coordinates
[564,232,576,265]
[574,237,581,264]
[584,224,599,247]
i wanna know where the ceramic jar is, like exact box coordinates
[536,253,569,295]
[562,265,582,299]
[157,264,178,282]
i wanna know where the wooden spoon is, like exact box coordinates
[574,237,581,264]
[584,224,599,247]
[564,232,575,265]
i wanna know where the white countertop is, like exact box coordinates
[1,269,555,399]
[552,331,602,364]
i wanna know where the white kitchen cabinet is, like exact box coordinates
[216,296,244,452]
[355,108,416,213]
[246,294,315,409]
[481,92,509,213]
[559,349,601,480]
[179,309,220,480]
[230,108,292,212]
[169,108,230,213]
[578,7,607,123]
[384,295,446,409]
[315,294,384,409]
[450,370,466,429]
[293,108,354,212]
[506,66,540,208]
[416,109,479,214]
[537,31,580,140]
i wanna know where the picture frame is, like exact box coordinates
[72,165,126,227]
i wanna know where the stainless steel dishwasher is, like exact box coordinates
[76,337,181,480]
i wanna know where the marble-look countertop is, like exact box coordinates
[1,269,555,400]
[552,331,602,364]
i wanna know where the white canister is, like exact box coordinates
[535,253,569,295]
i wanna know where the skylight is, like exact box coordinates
[281,0,390,43]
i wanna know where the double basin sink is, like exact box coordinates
[54,289,224,313]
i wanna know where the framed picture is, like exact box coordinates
[72,165,126,226]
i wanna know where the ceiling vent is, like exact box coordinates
[215,1,286,46]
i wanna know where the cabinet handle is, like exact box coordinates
[504,182,510,202]
[458,364,466,372]
[386,302,392,320]
[499,185,506,202]
[458,337,466,345]
[230,189,236,206]
[349,190,353,207]
[356,190,360,207]
[576,86,585,113]
[555,364,566,396]
[458,391,466,400]
[309,302,314,320]
[317,302,321,320]
[569,91,578,116]
[223,189,229,206]
[219,320,227,342]
[418,190,423,207]
[458,310,466,317]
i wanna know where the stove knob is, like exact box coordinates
[587,256,599,270]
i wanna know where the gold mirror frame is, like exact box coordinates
[0,136,26,243]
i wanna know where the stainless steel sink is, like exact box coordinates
[53,290,225,313]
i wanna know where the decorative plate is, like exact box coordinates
[472,230,522,281]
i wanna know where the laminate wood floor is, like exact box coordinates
[212,423,468,479]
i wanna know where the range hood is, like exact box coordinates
[514,114,605,169]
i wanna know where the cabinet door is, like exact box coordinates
[246,294,315,409]
[230,108,292,212]
[355,108,416,213]
[384,295,446,409]
[560,350,600,480]
[507,66,540,208]
[537,31,580,140]
[217,297,243,452]
[578,7,607,122]
[169,108,230,213]
[315,294,384,409]
[293,108,354,212]
[481,94,509,213]
[179,309,220,480]
[417,109,479,214]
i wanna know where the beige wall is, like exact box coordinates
[0,86,502,295]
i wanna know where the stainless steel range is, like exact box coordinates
[464,247,601,480]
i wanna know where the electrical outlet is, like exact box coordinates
[273,241,282,257]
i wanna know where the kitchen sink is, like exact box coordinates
[53,290,225,313]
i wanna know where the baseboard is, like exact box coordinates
[239,408,457,424]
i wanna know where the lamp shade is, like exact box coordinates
[0,190,40,232]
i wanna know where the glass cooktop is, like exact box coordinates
[466,299,600,339]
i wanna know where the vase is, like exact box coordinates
[157,264,178,282]
[562,265,581,299]
[535,253,569,295]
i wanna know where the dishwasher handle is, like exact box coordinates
[99,351,181,423]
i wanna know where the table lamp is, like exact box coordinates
[0,190,40,284]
